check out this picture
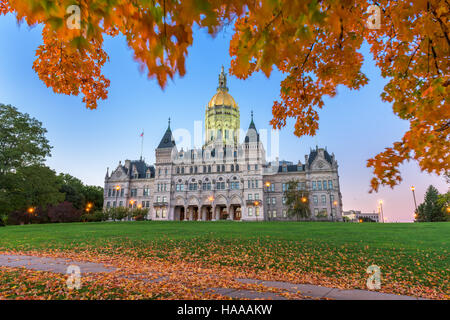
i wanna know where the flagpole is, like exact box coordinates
[140,130,144,160]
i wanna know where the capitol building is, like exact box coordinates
[104,67,343,221]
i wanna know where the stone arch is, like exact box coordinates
[215,194,228,206]
[229,194,243,206]
[188,196,200,207]
[175,196,185,207]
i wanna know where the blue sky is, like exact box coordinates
[0,13,447,222]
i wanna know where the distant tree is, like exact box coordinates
[437,192,450,221]
[0,165,64,216]
[444,172,450,184]
[0,104,51,175]
[416,185,446,222]
[57,173,103,210]
[284,180,310,221]
[82,185,104,211]
[58,174,85,209]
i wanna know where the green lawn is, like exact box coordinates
[0,221,449,298]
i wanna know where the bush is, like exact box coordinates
[106,207,130,221]
[0,214,7,226]
[131,208,149,221]
[47,201,82,223]
[7,207,48,225]
[81,210,107,222]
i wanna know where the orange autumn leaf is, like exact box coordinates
[1,0,449,191]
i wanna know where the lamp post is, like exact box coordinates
[379,200,384,223]
[410,186,418,213]
[254,201,260,222]
[115,185,121,208]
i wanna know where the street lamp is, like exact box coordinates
[379,200,384,223]
[27,207,35,214]
[115,185,121,207]
[410,186,418,214]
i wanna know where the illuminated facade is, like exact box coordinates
[104,68,343,221]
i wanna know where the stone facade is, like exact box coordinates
[103,68,343,221]
[343,210,380,222]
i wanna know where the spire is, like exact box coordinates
[248,110,256,130]
[218,65,228,92]
[245,111,259,143]
[157,120,176,149]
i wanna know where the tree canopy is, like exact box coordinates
[283,180,311,221]
[0,103,52,175]
[0,104,103,224]
[415,185,447,222]
[1,0,448,191]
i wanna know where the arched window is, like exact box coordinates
[231,164,234,172]
[236,164,239,171]
[208,165,211,173]
[222,165,225,172]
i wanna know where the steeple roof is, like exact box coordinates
[245,111,260,143]
[157,118,176,149]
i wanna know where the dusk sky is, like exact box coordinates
[1,13,448,222]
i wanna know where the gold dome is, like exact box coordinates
[208,89,238,109]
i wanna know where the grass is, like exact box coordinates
[0,221,449,299]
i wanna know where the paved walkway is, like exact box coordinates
[0,254,424,300]
[0,254,115,274]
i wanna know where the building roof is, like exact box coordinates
[122,160,155,179]
[308,147,333,166]
[278,164,306,173]
[244,111,260,143]
[157,119,176,149]
[207,66,238,109]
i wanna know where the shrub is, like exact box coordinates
[47,201,82,223]
[131,208,149,221]
[106,207,130,221]
[7,207,48,225]
[81,210,107,222]
[0,214,7,226]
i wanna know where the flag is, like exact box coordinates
[140,131,144,137]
